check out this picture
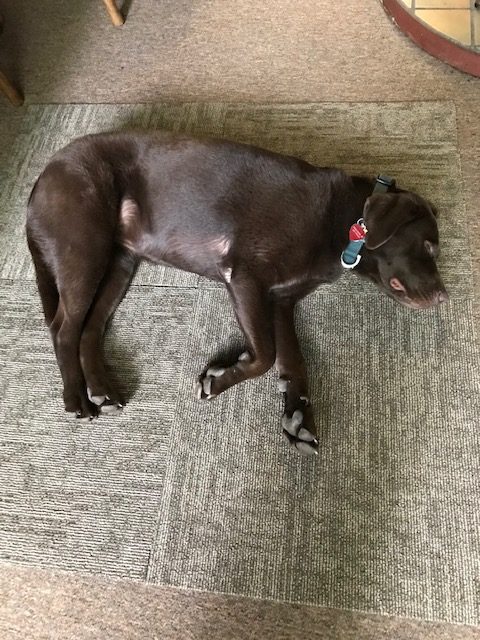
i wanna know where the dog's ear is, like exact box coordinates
[427,200,438,218]
[363,193,419,250]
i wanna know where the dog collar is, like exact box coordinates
[340,174,395,269]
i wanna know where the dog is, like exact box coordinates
[26,131,448,456]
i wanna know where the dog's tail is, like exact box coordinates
[26,226,60,328]
[27,176,40,206]
[26,175,61,327]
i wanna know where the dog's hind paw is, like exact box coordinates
[64,391,97,421]
[282,409,318,456]
[87,388,124,414]
[100,397,124,414]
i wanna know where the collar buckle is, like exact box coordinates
[374,174,396,193]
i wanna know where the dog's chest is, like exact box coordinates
[270,266,341,300]
[270,244,343,298]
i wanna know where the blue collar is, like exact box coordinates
[340,174,395,269]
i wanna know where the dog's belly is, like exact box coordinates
[118,197,232,281]
[142,234,232,281]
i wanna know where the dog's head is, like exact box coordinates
[359,191,448,309]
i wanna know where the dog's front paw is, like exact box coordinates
[278,379,318,456]
[282,408,318,456]
[194,366,226,400]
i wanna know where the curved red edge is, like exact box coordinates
[381,0,480,78]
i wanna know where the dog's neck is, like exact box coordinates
[330,174,373,237]
[333,175,379,275]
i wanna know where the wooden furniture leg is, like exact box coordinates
[0,68,23,106]
[102,0,125,27]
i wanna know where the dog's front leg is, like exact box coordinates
[196,272,276,399]
[274,301,318,456]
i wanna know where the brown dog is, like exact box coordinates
[26,132,448,455]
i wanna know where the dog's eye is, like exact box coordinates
[424,240,438,258]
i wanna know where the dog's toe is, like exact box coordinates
[297,426,316,442]
[65,390,97,420]
[283,429,319,456]
[295,439,319,456]
[74,410,94,422]
[87,388,124,415]
[89,393,106,406]
[72,402,97,421]
[281,409,304,435]
[206,366,226,378]
[100,397,124,414]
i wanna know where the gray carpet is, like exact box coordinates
[0,102,479,624]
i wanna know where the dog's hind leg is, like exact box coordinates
[28,207,115,419]
[48,246,113,420]
[79,249,137,413]
[196,270,276,399]
[274,301,318,456]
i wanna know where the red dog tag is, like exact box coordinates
[349,223,366,241]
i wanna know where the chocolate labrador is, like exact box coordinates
[26,132,448,455]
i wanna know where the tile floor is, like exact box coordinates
[398,0,480,48]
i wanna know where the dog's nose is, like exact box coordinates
[436,289,449,304]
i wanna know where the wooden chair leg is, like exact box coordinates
[0,69,23,106]
[102,0,125,27]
